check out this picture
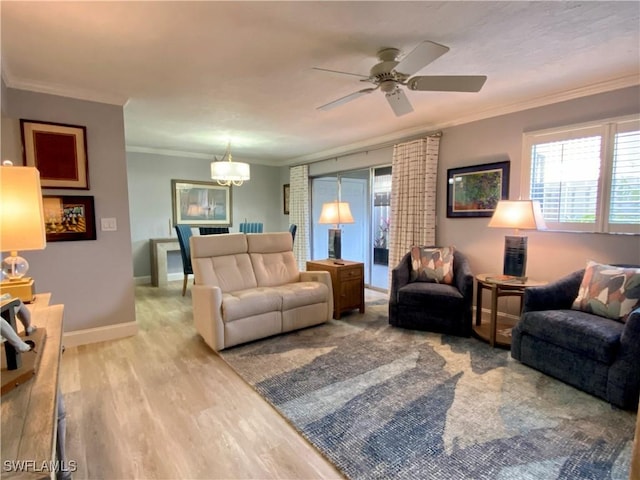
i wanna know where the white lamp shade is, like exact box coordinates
[318,202,355,225]
[210,160,250,182]
[488,200,547,231]
[0,165,46,252]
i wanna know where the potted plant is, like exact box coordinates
[373,218,389,265]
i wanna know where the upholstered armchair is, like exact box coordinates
[389,248,474,336]
[511,263,640,410]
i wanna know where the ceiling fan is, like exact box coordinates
[315,40,487,117]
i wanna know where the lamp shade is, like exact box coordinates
[488,200,547,231]
[318,202,355,226]
[0,164,46,252]
[210,161,250,183]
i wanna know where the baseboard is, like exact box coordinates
[135,276,151,285]
[63,321,138,348]
[134,273,183,286]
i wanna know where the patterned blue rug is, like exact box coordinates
[219,301,636,479]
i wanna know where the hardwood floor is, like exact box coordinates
[59,282,391,479]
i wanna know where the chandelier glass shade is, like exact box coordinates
[210,143,250,187]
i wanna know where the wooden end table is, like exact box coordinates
[474,274,546,348]
[306,259,365,319]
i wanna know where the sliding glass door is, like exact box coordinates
[310,165,391,292]
[371,167,391,290]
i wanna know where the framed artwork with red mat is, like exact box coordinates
[20,119,89,189]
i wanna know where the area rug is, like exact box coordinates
[219,301,636,480]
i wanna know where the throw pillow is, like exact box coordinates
[572,261,640,322]
[410,246,455,284]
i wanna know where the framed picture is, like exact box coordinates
[42,195,96,242]
[20,120,89,189]
[172,179,232,227]
[283,184,290,215]
[447,160,510,218]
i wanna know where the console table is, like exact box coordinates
[150,238,181,287]
[1,294,66,478]
[306,259,365,319]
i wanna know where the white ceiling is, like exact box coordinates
[2,1,639,165]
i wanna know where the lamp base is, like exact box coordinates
[503,236,527,279]
[328,228,342,260]
[0,278,36,303]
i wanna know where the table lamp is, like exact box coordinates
[0,161,47,302]
[488,200,546,281]
[318,201,355,261]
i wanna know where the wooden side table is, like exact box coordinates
[306,259,365,319]
[474,274,546,348]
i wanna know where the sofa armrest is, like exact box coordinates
[523,269,585,313]
[609,306,640,409]
[300,270,334,322]
[620,307,640,354]
[390,252,412,304]
[192,284,225,352]
[453,251,474,307]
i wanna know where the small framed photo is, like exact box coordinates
[447,161,510,218]
[283,184,290,215]
[42,195,97,242]
[172,179,232,227]
[20,120,89,189]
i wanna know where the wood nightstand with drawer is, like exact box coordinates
[306,259,365,319]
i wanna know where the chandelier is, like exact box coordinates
[210,142,250,187]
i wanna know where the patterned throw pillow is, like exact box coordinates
[572,261,640,322]
[410,246,455,284]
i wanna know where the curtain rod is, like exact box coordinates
[299,130,442,167]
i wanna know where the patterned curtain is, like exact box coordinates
[289,165,309,271]
[388,135,441,284]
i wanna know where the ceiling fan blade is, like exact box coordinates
[407,75,487,92]
[395,41,450,76]
[385,89,414,117]
[312,67,369,79]
[317,87,377,111]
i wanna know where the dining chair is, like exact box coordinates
[174,225,193,296]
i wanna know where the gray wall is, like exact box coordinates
[127,151,289,278]
[437,85,640,283]
[303,86,639,305]
[1,86,136,332]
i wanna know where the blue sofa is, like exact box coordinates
[511,267,640,410]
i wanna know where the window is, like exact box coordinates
[522,115,640,234]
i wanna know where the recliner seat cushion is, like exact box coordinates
[518,309,624,364]
[221,288,282,322]
[277,282,330,310]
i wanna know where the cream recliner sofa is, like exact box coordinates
[191,232,333,351]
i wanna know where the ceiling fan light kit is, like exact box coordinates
[315,40,487,117]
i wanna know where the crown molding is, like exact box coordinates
[126,145,281,166]
[126,145,213,159]
[2,71,128,106]
[285,74,640,165]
